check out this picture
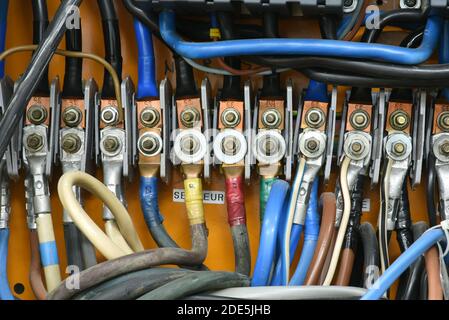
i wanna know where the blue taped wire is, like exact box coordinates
[0,228,13,300]
[0,0,8,78]
[159,10,442,64]
[133,18,158,99]
[270,223,302,286]
[252,180,290,287]
[439,19,449,101]
[361,227,445,300]
[304,80,329,103]
[39,240,59,267]
[140,176,164,228]
[289,179,320,285]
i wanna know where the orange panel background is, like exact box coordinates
[3,0,428,299]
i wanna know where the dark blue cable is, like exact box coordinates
[0,0,9,78]
[304,80,329,103]
[140,176,165,229]
[133,18,158,99]
[0,228,14,300]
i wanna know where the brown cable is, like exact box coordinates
[29,230,47,300]
[319,229,338,285]
[216,57,269,76]
[425,246,443,300]
[342,0,370,41]
[305,192,336,285]
[335,248,355,286]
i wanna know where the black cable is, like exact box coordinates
[343,175,364,251]
[260,12,281,98]
[319,15,338,40]
[361,8,428,43]
[174,54,197,98]
[63,223,84,271]
[62,22,83,98]
[31,0,50,95]
[97,0,122,99]
[427,154,438,226]
[0,0,82,160]
[359,222,380,289]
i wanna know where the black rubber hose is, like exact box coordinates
[97,0,122,99]
[62,23,83,98]
[217,12,241,101]
[73,268,192,300]
[427,154,438,226]
[174,54,197,98]
[63,222,85,271]
[398,222,427,300]
[137,271,250,300]
[359,222,380,289]
[319,15,338,40]
[0,0,82,160]
[361,8,427,43]
[31,0,50,95]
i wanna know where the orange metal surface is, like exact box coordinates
[4,0,429,300]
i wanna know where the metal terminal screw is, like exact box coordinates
[222,136,240,156]
[440,141,449,156]
[61,133,81,154]
[221,108,241,128]
[181,135,200,154]
[139,135,160,156]
[305,108,325,128]
[261,137,278,156]
[392,141,406,156]
[390,110,410,131]
[438,112,449,131]
[27,105,47,125]
[180,107,200,128]
[140,107,160,128]
[344,0,354,6]
[102,136,120,153]
[261,108,281,129]
[350,110,370,130]
[63,107,82,127]
[404,0,417,7]
[305,138,320,153]
[350,141,364,155]
[101,106,119,126]
[26,133,44,152]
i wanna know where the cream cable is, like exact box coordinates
[105,220,134,255]
[283,157,306,284]
[57,171,144,260]
[0,45,122,111]
[323,156,351,285]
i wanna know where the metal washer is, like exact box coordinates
[174,129,207,164]
[252,130,286,164]
[137,131,163,157]
[213,129,247,164]
[385,133,412,161]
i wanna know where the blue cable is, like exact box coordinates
[0,0,8,78]
[304,80,329,103]
[140,176,165,229]
[289,179,320,285]
[361,227,445,300]
[133,18,158,99]
[439,19,449,101]
[252,180,290,287]
[0,228,14,300]
[159,10,442,64]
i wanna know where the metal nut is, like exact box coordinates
[305,108,325,128]
[140,107,160,128]
[438,111,449,131]
[221,108,241,128]
[101,106,119,126]
[222,136,240,156]
[349,110,370,130]
[62,107,82,127]
[139,135,160,156]
[102,136,120,153]
[61,133,81,153]
[389,110,410,131]
[180,107,200,128]
[440,141,449,156]
[27,105,47,125]
[261,108,281,129]
[304,138,320,153]
[26,133,44,152]
[181,135,200,154]
[392,141,406,156]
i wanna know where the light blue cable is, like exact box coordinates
[159,10,442,64]
[0,0,9,78]
[133,18,158,99]
[252,180,290,287]
[289,179,320,285]
[361,227,445,300]
[0,228,14,300]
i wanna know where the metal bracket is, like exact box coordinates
[122,77,134,182]
[410,89,426,188]
[283,80,294,182]
[432,133,449,220]
[83,79,98,175]
[201,78,213,182]
[370,89,386,188]
[244,80,252,183]
[160,78,173,184]
[323,86,337,184]
[47,78,61,179]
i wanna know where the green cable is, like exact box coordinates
[259,176,278,223]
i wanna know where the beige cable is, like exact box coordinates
[323,156,352,285]
[0,45,122,111]
[105,220,134,255]
[57,171,144,260]
[283,157,306,284]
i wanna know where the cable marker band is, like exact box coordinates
[184,178,205,225]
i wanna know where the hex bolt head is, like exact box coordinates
[344,0,354,7]
[305,108,325,128]
[180,107,200,128]
[27,105,47,125]
[63,107,82,127]
[350,141,363,155]
[350,110,370,130]
[304,138,320,153]
[61,134,81,153]
[101,106,119,126]
[390,110,410,131]
[392,142,406,155]
[139,135,160,156]
[26,133,44,152]
[222,136,240,156]
[261,109,281,129]
[102,136,120,153]
[181,135,199,154]
[404,0,417,7]
[438,112,449,131]
[440,141,449,156]
[221,108,241,128]
[140,107,160,128]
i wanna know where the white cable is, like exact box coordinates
[323,156,352,285]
